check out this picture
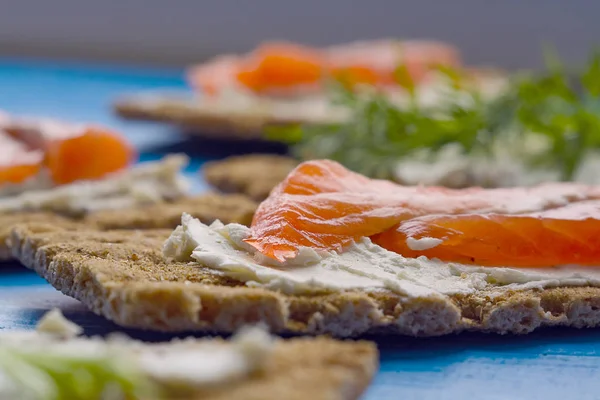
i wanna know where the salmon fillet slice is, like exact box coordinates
[377,200,600,267]
[0,114,135,188]
[187,39,462,97]
[246,160,600,264]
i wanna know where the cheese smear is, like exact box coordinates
[0,154,190,215]
[164,213,600,297]
[127,73,506,128]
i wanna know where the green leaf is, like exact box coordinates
[264,124,304,144]
[0,346,158,400]
[287,45,600,182]
[434,65,465,90]
[582,51,600,97]
[393,64,416,98]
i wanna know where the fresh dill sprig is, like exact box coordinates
[269,68,514,180]
[268,48,600,182]
[514,48,600,180]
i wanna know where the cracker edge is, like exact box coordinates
[191,337,378,400]
[0,193,258,261]
[10,224,600,337]
[114,99,284,140]
[202,155,297,201]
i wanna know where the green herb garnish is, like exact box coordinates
[515,48,600,180]
[0,346,157,400]
[278,48,600,181]
[286,75,512,180]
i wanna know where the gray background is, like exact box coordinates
[0,0,594,69]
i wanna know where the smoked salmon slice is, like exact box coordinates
[0,131,43,185]
[41,126,134,185]
[187,39,462,97]
[245,160,600,265]
[0,116,135,188]
[374,201,600,267]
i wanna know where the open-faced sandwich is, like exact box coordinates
[0,112,258,261]
[0,309,377,399]
[10,159,600,337]
[202,51,600,198]
[113,39,506,139]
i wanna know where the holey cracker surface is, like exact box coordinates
[9,219,600,338]
[0,193,257,261]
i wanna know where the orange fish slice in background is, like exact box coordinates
[0,117,135,187]
[44,126,135,185]
[326,40,461,86]
[236,42,325,94]
[0,131,43,185]
[187,39,462,97]
[374,201,600,267]
[245,160,600,265]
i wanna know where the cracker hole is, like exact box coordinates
[520,316,533,326]
[540,298,566,317]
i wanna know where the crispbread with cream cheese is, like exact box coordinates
[114,96,325,140]
[10,221,600,337]
[0,193,257,261]
[203,155,297,201]
[113,71,506,141]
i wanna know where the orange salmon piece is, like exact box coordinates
[187,39,463,96]
[0,131,43,186]
[374,201,600,267]
[0,163,41,184]
[246,160,600,264]
[236,42,325,93]
[326,39,461,86]
[45,126,135,185]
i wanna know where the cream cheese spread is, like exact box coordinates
[0,309,274,398]
[0,154,190,215]
[393,141,600,188]
[164,214,600,297]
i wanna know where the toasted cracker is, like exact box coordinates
[114,97,315,140]
[0,193,257,261]
[113,71,507,140]
[203,155,298,201]
[11,223,600,337]
[190,337,377,400]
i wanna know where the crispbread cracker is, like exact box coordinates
[0,193,257,261]
[114,97,312,140]
[191,337,377,400]
[113,71,507,140]
[203,155,298,201]
[11,223,600,337]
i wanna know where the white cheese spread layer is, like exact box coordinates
[164,214,600,297]
[125,72,507,127]
[0,154,190,215]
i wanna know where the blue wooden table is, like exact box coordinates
[2,58,600,400]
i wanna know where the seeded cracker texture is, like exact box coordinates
[0,193,257,261]
[10,220,600,338]
[114,97,310,140]
[203,155,298,201]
